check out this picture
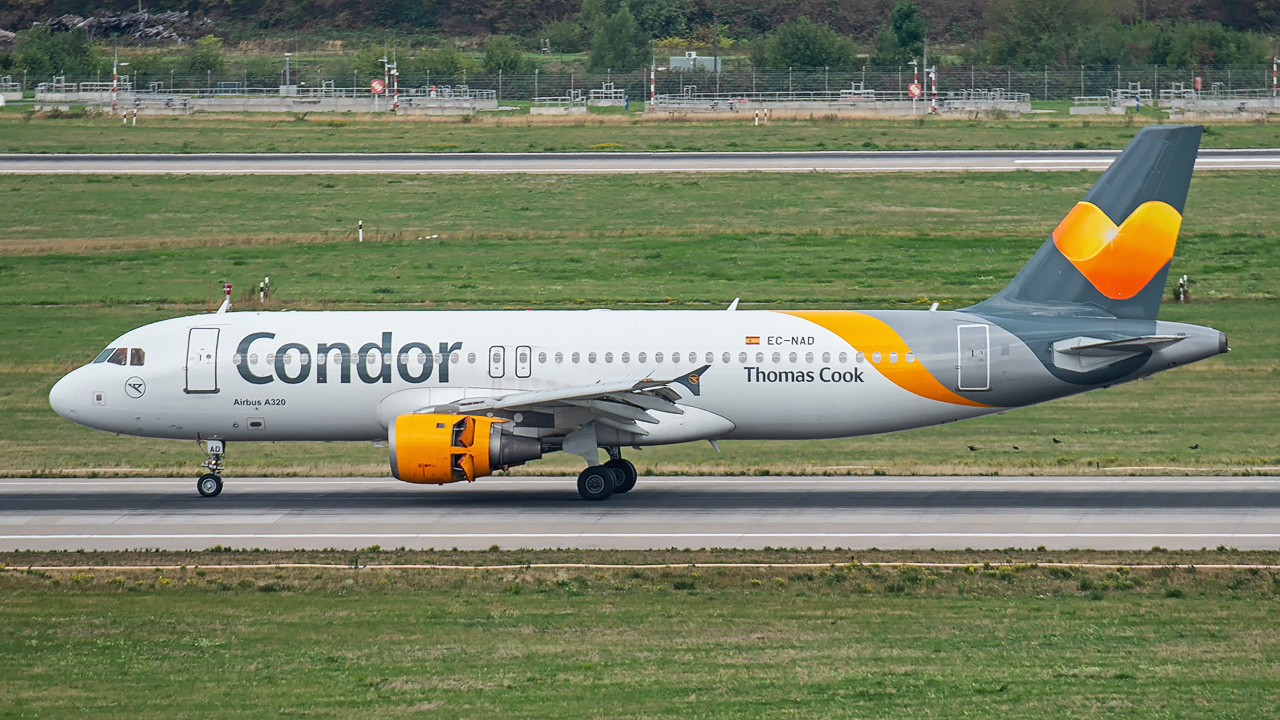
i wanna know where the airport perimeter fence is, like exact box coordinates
[28,64,1280,104]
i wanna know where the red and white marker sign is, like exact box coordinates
[907,82,923,98]
[370,79,386,94]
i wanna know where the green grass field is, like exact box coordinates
[4,109,1280,153]
[1,171,1276,476]
[4,550,1280,718]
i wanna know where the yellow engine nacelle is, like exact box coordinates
[389,414,542,484]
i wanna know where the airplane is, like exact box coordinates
[49,125,1227,500]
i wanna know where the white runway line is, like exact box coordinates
[4,532,1280,541]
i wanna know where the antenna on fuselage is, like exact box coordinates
[216,282,232,314]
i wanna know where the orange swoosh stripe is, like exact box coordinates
[780,310,994,408]
[1052,200,1182,300]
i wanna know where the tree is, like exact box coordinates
[762,17,856,69]
[982,0,1110,66]
[483,35,530,73]
[581,0,689,39]
[542,19,586,54]
[13,25,96,79]
[588,4,650,71]
[177,36,226,78]
[870,2,926,66]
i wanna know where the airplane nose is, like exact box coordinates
[49,372,79,420]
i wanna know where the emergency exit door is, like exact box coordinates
[489,346,506,378]
[957,324,990,391]
[186,327,220,394]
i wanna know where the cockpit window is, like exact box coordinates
[130,348,145,366]
[93,348,115,364]
[107,348,128,365]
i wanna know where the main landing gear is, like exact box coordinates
[197,439,225,497]
[576,449,638,501]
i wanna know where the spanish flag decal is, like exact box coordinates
[1052,200,1182,300]
[745,336,760,345]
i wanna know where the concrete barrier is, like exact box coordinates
[531,105,589,115]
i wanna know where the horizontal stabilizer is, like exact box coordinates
[1052,334,1185,373]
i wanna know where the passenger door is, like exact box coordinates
[957,324,990,391]
[186,327,220,394]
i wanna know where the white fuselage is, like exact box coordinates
[49,309,1002,445]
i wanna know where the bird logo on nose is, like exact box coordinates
[124,377,146,399]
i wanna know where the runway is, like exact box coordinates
[4,149,1280,174]
[2,476,1278,551]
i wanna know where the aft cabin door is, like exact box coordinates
[186,327,220,394]
[957,324,990,391]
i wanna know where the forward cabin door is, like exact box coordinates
[957,324,990,391]
[186,327,220,394]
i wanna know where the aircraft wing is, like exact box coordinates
[420,365,711,437]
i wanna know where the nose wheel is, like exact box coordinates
[197,439,226,498]
[198,473,223,497]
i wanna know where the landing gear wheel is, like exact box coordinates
[604,458,638,494]
[197,473,223,498]
[577,466,615,501]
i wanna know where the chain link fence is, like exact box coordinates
[29,65,1280,102]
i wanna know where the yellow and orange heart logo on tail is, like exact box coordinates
[1052,200,1182,300]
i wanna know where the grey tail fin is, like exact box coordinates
[969,124,1202,320]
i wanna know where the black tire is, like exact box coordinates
[577,466,615,501]
[197,473,223,498]
[604,458,638,494]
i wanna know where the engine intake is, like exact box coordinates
[389,414,542,484]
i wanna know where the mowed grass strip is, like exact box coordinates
[5,109,1280,153]
[1,171,1277,306]
[3,560,1280,719]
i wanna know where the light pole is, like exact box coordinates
[112,51,129,114]
[390,64,399,110]
[285,52,292,89]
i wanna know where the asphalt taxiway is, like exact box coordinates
[2,476,1277,551]
[3,148,1280,174]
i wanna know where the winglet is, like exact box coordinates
[674,364,711,397]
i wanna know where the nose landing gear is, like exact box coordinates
[197,439,225,497]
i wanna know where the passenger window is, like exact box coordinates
[739,352,747,363]
[588,352,597,364]
[772,352,781,363]
[855,352,863,363]
[839,352,848,363]
[538,352,547,364]
[889,352,898,363]
[555,352,564,363]
[822,352,831,363]
[93,348,115,363]
[654,352,664,363]
[621,352,630,363]
[604,352,613,363]
[905,352,916,364]
[638,352,647,363]
[130,348,145,366]
[872,351,882,363]
[107,347,128,365]
[805,352,814,363]
[572,352,580,363]
[467,353,477,364]
[755,352,763,363]
[722,352,730,364]
[789,352,797,362]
